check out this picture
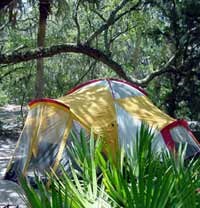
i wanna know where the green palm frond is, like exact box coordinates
[20,124,200,208]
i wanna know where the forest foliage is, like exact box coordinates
[20,127,200,208]
[0,0,200,120]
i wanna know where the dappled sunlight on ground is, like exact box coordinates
[0,105,26,207]
[0,180,25,207]
[0,137,26,207]
[0,137,16,177]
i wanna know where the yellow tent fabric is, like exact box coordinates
[116,96,175,130]
[59,85,119,157]
[4,79,200,182]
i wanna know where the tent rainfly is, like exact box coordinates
[4,79,200,182]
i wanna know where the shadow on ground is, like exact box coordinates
[0,105,26,207]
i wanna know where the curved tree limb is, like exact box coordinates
[137,55,176,86]
[0,43,178,87]
[0,43,131,82]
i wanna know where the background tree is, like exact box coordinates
[0,0,199,121]
[35,0,51,98]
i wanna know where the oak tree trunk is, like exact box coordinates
[35,0,50,98]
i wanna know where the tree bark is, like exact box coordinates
[35,0,50,98]
[0,43,184,87]
[0,0,14,10]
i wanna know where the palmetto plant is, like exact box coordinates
[20,125,200,208]
[20,131,116,208]
[97,124,175,208]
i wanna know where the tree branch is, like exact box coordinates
[110,25,130,43]
[114,0,141,22]
[85,0,130,44]
[73,60,97,86]
[91,9,106,22]
[73,0,81,44]
[0,44,183,87]
[85,0,142,45]
[0,43,132,82]
[0,21,9,31]
[137,55,176,86]
[0,66,25,82]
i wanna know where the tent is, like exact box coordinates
[4,78,200,181]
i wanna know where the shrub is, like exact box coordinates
[20,125,200,208]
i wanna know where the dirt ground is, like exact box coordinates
[0,105,26,207]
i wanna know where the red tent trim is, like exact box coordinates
[160,127,175,151]
[66,78,147,96]
[109,78,148,96]
[28,98,69,110]
[161,119,200,150]
[66,79,100,95]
